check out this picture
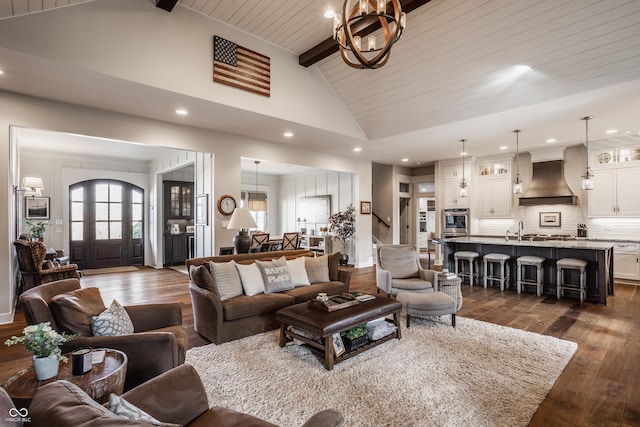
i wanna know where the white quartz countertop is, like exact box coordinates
[445,237,614,250]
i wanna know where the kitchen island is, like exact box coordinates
[444,237,614,304]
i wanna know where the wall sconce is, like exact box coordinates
[21,176,44,197]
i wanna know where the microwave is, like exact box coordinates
[442,208,469,237]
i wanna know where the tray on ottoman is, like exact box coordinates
[307,296,359,312]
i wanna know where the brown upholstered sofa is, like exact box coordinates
[21,364,344,426]
[186,250,352,344]
[19,278,187,391]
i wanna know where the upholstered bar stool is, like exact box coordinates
[556,258,588,303]
[483,253,511,291]
[516,256,545,296]
[454,251,480,286]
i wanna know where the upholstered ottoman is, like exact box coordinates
[396,291,457,328]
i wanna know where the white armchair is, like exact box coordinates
[376,245,437,297]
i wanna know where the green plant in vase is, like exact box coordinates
[341,324,369,340]
[25,219,49,240]
[329,204,355,265]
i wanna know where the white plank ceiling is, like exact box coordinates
[3,0,640,165]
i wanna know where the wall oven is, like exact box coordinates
[442,208,469,237]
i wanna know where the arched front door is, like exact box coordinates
[69,180,144,269]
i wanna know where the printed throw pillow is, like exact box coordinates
[305,255,330,284]
[286,256,310,287]
[255,256,294,293]
[108,393,180,427]
[209,260,244,300]
[91,300,134,337]
[235,262,266,296]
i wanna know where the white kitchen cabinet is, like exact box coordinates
[443,181,470,208]
[613,243,640,281]
[442,164,469,182]
[589,167,640,217]
[475,177,512,218]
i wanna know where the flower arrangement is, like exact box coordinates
[25,219,49,239]
[329,204,356,244]
[5,322,77,362]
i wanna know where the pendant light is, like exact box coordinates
[581,116,594,190]
[513,130,523,194]
[459,139,468,198]
[248,161,267,211]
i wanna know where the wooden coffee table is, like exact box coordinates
[2,348,127,408]
[276,296,402,370]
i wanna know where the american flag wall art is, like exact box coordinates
[213,36,270,97]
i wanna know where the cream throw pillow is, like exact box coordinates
[305,255,330,283]
[209,260,244,300]
[235,262,265,296]
[287,256,310,287]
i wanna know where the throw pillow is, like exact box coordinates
[255,256,294,293]
[50,287,106,336]
[209,260,243,300]
[91,300,134,336]
[305,255,330,284]
[108,393,179,427]
[286,256,310,287]
[189,265,219,297]
[235,262,265,296]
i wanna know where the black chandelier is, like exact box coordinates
[332,0,407,69]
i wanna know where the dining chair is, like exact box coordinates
[249,233,270,252]
[281,232,300,250]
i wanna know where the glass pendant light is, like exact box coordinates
[581,116,594,190]
[248,161,267,211]
[513,130,523,194]
[459,139,468,198]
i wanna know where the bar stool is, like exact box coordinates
[556,258,588,303]
[483,253,511,291]
[454,251,480,286]
[516,256,545,296]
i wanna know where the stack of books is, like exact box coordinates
[438,272,457,280]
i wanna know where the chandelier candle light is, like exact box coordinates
[513,130,523,194]
[459,139,468,198]
[581,116,594,190]
[333,0,407,69]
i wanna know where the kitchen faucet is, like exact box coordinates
[518,221,524,241]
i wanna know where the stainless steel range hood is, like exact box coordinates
[519,148,577,206]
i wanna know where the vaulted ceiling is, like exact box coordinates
[2,0,640,166]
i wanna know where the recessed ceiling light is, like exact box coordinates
[324,9,335,19]
[499,146,508,150]
[353,147,362,152]
[283,131,294,138]
[605,129,618,134]
[0,70,4,75]
[175,109,188,115]
[546,138,557,143]
[515,64,532,73]
[401,158,409,162]
[460,152,467,156]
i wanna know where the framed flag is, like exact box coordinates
[213,36,270,97]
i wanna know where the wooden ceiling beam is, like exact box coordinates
[298,0,432,67]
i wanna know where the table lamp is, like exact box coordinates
[227,207,257,254]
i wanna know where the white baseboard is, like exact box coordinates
[0,309,15,325]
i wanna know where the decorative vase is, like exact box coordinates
[339,253,349,266]
[32,354,60,380]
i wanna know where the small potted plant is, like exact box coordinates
[5,322,77,380]
[25,219,49,241]
[340,324,369,352]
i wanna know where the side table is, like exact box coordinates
[437,275,463,311]
[2,348,127,409]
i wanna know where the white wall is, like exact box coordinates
[0,91,373,324]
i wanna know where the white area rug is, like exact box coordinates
[186,316,577,427]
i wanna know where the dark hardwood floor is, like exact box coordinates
[1,266,638,426]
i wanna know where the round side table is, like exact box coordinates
[2,348,127,409]
[437,275,463,311]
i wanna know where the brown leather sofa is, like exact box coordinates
[19,278,187,391]
[186,250,352,344]
[24,364,344,427]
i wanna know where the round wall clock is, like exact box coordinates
[217,194,236,216]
